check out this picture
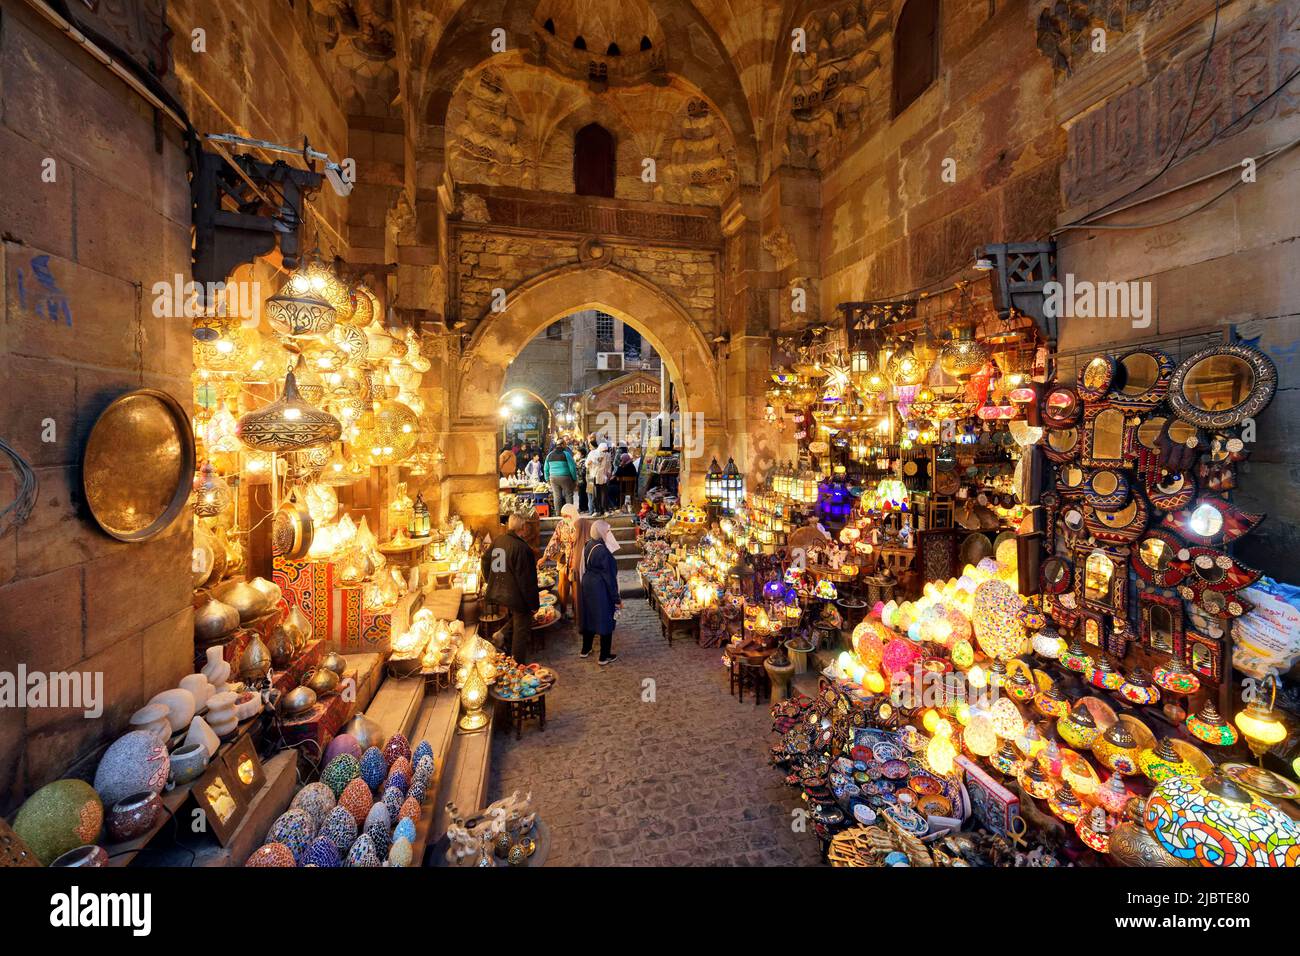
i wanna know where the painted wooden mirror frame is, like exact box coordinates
[1167,343,1277,430]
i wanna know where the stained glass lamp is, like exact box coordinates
[1087,656,1125,691]
[1076,806,1113,853]
[1119,668,1162,706]
[1059,637,1091,673]
[991,697,1025,739]
[1035,683,1071,719]
[1048,780,1085,824]
[1018,760,1055,799]
[990,740,1022,776]
[1144,773,1300,867]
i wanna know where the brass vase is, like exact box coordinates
[321,650,347,676]
[214,580,270,624]
[268,625,296,670]
[1107,798,1192,868]
[238,634,272,682]
[195,598,240,644]
[305,667,340,697]
[286,605,313,651]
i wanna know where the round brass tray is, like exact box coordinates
[83,388,194,542]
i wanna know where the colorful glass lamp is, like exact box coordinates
[1119,668,1161,706]
[1018,761,1055,799]
[1087,656,1125,691]
[990,740,1022,776]
[1059,638,1091,673]
[1153,657,1200,695]
[1186,702,1239,747]
[1076,805,1113,853]
[1234,679,1288,761]
[1092,721,1140,776]
[1048,780,1085,824]
[1057,703,1100,749]
[1035,684,1071,719]
[1031,627,1066,660]
[1138,738,1199,784]
[1096,772,1131,815]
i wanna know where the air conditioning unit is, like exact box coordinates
[596,352,624,371]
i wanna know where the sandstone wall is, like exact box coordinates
[0,5,193,811]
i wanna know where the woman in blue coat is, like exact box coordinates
[578,519,621,665]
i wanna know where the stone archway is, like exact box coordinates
[441,263,725,530]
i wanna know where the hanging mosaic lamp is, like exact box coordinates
[1048,780,1085,824]
[1057,703,1100,749]
[237,370,341,453]
[1138,737,1199,784]
[1144,773,1300,867]
[1087,655,1125,691]
[887,344,926,386]
[1153,656,1201,695]
[1119,668,1161,706]
[1185,702,1238,747]
[192,462,232,518]
[1059,637,1091,673]
[1092,721,1140,776]
[1034,683,1071,718]
[938,324,989,380]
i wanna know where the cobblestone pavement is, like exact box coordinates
[489,573,822,866]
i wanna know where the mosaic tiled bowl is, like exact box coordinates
[321,753,361,798]
[267,808,317,862]
[302,837,342,867]
[246,842,296,867]
[345,832,381,867]
[338,777,374,826]
[290,782,336,828]
[320,805,358,853]
[13,779,104,865]
[359,747,388,793]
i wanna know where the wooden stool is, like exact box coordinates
[737,659,769,705]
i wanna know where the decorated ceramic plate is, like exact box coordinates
[915,794,953,817]
[539,591,557,606]
[872,742,904,762]
[884,805,928,836]
[881,759,911,780]
[852,803,877,825]
[1221,763,1300,801]
[908,774,944,796]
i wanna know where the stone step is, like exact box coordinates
[407,687,461,866]
[365,674,427,744]
[431,699,495,865]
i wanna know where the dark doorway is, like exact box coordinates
[574,123,616,197]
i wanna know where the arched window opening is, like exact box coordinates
[544,18,555,34]
[893,0,939,117]
[640,35,653,51]
[574,34,587,50]
[574,123,616,197]
[607,42,621,56]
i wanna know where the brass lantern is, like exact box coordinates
[265,276,337,339]
[704,458,723,508]
[939,325,990,380]
[236,370,342,453]
[355,399,419,466]
[722,458,744,514]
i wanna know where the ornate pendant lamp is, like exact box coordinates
[355,399,419,466]
[237,370,342,453]
[265,273,337,339]
[939,324,989,380]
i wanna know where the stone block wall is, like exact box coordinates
[0,6,194,812]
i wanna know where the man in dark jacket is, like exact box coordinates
[481,513,540,661]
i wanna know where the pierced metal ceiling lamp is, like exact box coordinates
[236,370,342,453]
[265,272,337,339]
[938,324,989,380]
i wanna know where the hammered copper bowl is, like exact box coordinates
[107,791,164,843]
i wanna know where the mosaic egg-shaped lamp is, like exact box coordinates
[972,580,1025,661]
[1092,721,1140,776]
[13,779,104,865]
[1186,702,1239,747]
[1144,774,1300,867]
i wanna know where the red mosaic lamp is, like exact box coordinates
[1153,657,1200,695]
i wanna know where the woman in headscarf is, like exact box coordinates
[578,519,621,665]
[542,503,580,620]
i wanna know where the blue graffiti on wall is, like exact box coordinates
[15,254,73,326]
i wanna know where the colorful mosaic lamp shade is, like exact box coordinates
[1018,761,1055,799]
[1057,703,1100,749]
[1087,656,1125,691]
[1031,627,1066,659]
[1035,683,1071,718]
[1048,780,1085,824]
[1144,774,1300,867]
[972,579,1025,661]
[1153,657,1200,695]
[990,696,1025,739]
[1119,668,1162,706]
[1076,806,1113,853]
[1186,702,1239,747]
[1059,638,1091,673]
[1092,721,1140,776]
[1138,738,1199,784]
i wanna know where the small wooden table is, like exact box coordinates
[490,670,556,740]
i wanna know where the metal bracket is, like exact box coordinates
[191,146,324,303]
[977,241,1058,343]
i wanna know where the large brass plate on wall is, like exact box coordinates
[83,389,194,542]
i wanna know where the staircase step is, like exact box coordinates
[431,704,495,865]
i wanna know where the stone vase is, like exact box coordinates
[765,656,796,701]
[201,646,231,687]
[205,691,239,737]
